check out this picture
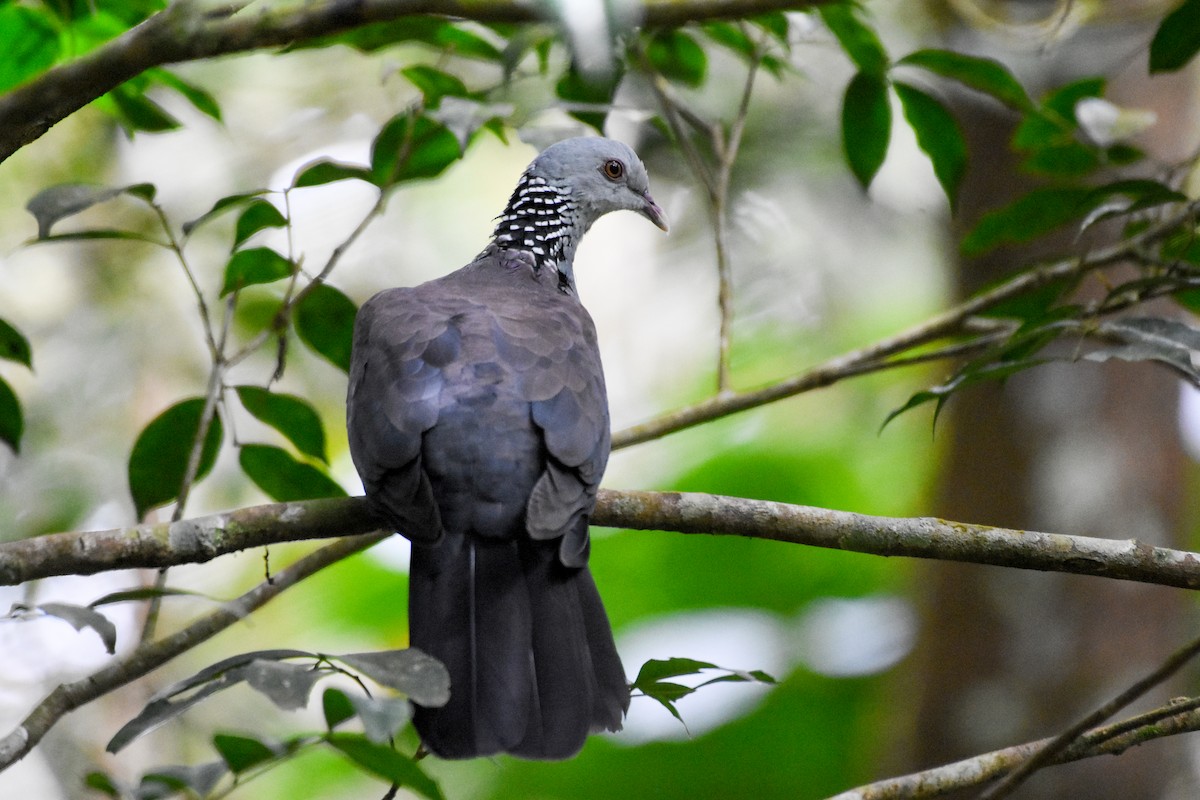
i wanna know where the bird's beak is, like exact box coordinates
[640,192,669,232]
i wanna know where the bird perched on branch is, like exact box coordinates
[347,137,667,759]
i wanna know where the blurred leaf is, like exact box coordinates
[108,677,237,753]
[371,114,463,187]
[819,3,888,75]
[976,275,1076,322]
[234,200,287,247]
[84,771,121,798]
[293,159,375,188]
[152,69,222,120]
[297,17,502,60]
[898,49,1033,111]
[182,191,262,236]
[1021,142,1100,177]
[37,602,117,654]
[1085,316,1200,383]
[555,63,622,132]
[402,65,471,108]
[961,187,1093,256]
[335,649,451,707]
[0,318,31,368]
[213,733,277,773]
[0,377,20,453]
[240,444,345,502]
[1043,77,1106,119]
[128,398,223,519]
[752,12,790,44]
[220,247,293,296]
[139,763,227,799]
[323,688,357,730]
[1150,0,1200,73]
[151,650,316,703]
[348,693,413,744]
[0,4,58,94]
[894,81,966,208]
[327,734,444,800]
[243,659,324,711]
[294,284,357,373]
[841,71,891,189]
[109,84,181,133]
[645,29,707,87]
[35,229,163,245]
[89,586,210,607]
[235,385,327,462]
[702,22,757,60]
[26,182,156,239]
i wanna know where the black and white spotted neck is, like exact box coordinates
[491,172,580,290]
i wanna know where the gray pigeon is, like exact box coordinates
[346,137,667,759]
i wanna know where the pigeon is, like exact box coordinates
[346,137,667,759]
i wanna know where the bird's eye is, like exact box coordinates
[601,159,625,181]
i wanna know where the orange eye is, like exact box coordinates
[601,159,625,180]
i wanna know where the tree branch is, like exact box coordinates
[6,491,1200,590]
[0,0,824,165]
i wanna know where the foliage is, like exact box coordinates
[3,1,1200,799]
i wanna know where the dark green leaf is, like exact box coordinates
[960,187,1093,256]
[243,659,324,711]
[84,771,121,798]
[841,71,892,189]
[1021,142,1101,177]
[182,192,262,236]
[0,5,59,95]
[213,733,277,773]
[109,85,181,133]
[35,229,163,245]
[819,3,889,75]
[1044,77,1106,120]
[139,763,227,799]
[1150,0,1200,73]
[234,200,287,247]
[293,159,375,188]
[152,69,222,121]
[0,377,21,453]
[235,385,327,462]
[976,275,1076,322]
[348,693,413,744]
[294,284,357,373]
[0,318,31,368]
[335,649,450,707]
[108,677,237,753]
[633,657,720,686]
[702,22,757,60]
[89,586,209,607]
[220,247,293,296]
[327,734,444,800]
[239,444,346,502]
[555,64,622,132]
[401,65,471,108]
[127,398,223,519]
[882,358,1048,429]
[150,650,316,704]
[894,81,966,208]
[323,688,356,730]
[1085,316,1200,383]
[370,114,463,188]
[646,30,708,87]
[37,602,117,654]
[898,49,1033,111]
[752,12,791,44]
[26,183,155,239]
[295,17,501,60]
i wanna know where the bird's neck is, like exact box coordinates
[491,172,590,292]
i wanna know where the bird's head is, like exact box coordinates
[528,137,669,233]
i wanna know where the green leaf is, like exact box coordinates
[1084,316,1200,383]
[1150,0,1200,73]
[0,318,31,368]
[35,229,163,245]
[128,398,223,519]
[294,284,357,373]
[646,29,708,88]
[633,657,721,686]
[293,159,375,188]
[239,444,346,502]
[220,247,293,296]
[335,649,451,707]
[182,192,262,236]
[323,688,356,730]
[139,763,227,798]
[1044,77,1106,120]
[242,659,324,711]
[25,183,156,239]
[883,357,1048,430]
[213,733,277,773]
[0,5,59,94]
[37,602,117,654]
[296,17,501,60]
[1021,142,1101,177]
[234,200,287,247]
[894,81,966,208]
[961,187,1092,256]
[109,85,181,133]
[841,71,892,189]
[898,49,1033,111]
[819,3,889,75]
[84,771,121,798]
[555,64,622,132]
[327,734,444,800]
[235,385,327,462]
[89,586,210,607]
[151,69,222,121]
[370,114,463,188]
[401,65,471,108]
[0,377,21,453]
[702,22,757,60]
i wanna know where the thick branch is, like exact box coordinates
[0,0,820,165]
[5,491,1200,590]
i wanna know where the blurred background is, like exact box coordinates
[1,1,1199,798]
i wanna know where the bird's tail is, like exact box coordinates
[408,534,628,760]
